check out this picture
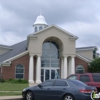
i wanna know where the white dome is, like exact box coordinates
[34,15,48,25]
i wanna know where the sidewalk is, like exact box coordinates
[0,96,23,100]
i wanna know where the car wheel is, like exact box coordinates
[26,91,34,100]
[64,94,74,100]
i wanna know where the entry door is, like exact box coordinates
[41,69,60,82]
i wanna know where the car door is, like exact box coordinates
[34,80,54,100]
[49,80,69,100]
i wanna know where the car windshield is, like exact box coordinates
[69,80,87,87]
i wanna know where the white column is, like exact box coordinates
[36,55,41,83]
[68,57,71,75]
[61,57,64,78]
[29,55,34,83]
[70,56,75,74]
[63,56,68,78]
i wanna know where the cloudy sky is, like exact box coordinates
[0,0,100,53]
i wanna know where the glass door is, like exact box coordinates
[41,68,60,82]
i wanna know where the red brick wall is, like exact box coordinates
[2,54,30,80]
[75,57,89,73]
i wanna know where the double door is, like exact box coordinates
[41,68,60,82]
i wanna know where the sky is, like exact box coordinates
[0,0,100,53]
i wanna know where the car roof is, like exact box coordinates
[68,73,100,76]
[45,78,81,82]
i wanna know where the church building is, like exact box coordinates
[0,15,98,85]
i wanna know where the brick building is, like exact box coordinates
[0,15,98,85]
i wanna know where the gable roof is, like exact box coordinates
[76,53,91,63]
[76,46,98,51]
[0,44,13,49]
[28,25,78,39]
[0,40,27,62]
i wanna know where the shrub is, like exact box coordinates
[0,78,4,83]
[8,78,28,83]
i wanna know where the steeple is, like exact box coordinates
[33,14,48,32]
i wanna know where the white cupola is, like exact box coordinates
[33,14,48,32]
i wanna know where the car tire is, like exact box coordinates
[26,91,34,100]
[63,94,74,100]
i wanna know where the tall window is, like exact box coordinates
[39,26,43,30]
[15,64,24,79]
[35,26,37,32]
[76,65,84,74]
[41,41,60,67]
[41,41,60,82]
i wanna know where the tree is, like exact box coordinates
[88,58,100,73]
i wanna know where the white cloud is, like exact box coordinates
[0,0,100,53]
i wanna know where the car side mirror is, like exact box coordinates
[38,84,43,88]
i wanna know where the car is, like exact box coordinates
[67,73,100,92]
[22,79,97,100]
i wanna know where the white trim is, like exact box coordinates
[76,47,98,51]
[3,51,29,63]
[29,25,78,39]
[76,54,91,63]
[0,46,13,49]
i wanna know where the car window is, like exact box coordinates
[67,75,78,80]
[41,80,54,86]
[80,75,90,82]
[69,80,87,87]
[92,74,100,82]
[54,80,68,86]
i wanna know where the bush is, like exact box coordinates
[0,78,4,83]
[8,78,28,83]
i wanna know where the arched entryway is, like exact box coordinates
[41,41,60,82]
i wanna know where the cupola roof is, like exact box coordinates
[33,15,48,25]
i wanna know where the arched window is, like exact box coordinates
[15,64,24,79]
[35,26,37,32]
[76,65,84,74]
[41,41,60,82]
[39,26,43,30]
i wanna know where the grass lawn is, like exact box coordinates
[0,91,22,96]
[0,82,28,96]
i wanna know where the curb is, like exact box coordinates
[0,96,23,100]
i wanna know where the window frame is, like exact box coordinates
[76,65,84,74]
[15,64,24,79]
[54,80,68,86]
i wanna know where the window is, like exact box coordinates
[80,75,90,82]
[41,41,60,67]
[15,64,24,79]
[35,27,37,32]
[76,65,84,74]
[69,80,87,87]
[41,80,54,86]
[54,80,68,86]
[92,74,100,82]
[68,75,78,80]
[39,26,43,30]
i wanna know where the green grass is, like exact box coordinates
[0,82,28,91]
[0,82,28,96]
[0,91,22,96]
